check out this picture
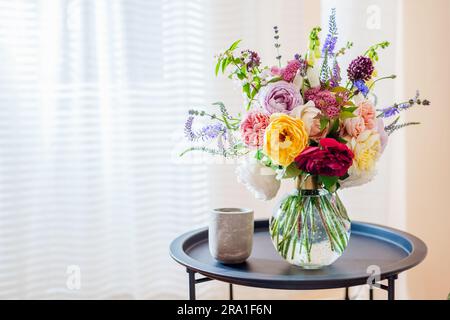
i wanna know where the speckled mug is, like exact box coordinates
[209,208,254,264]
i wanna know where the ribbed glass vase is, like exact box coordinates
[269,176,351,269]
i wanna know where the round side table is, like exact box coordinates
[170,220,427,300]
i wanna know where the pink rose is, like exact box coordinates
[344,116,366,138]
[240,111,270,148]
[357,100,376,129]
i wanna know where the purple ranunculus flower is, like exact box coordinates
[259,81,303,114]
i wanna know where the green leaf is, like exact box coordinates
[340,111,356,120]
[331,86,349,93]
[215,59,221,76]
[282,163,302,179]
[221,57,230,73]
[342,106,358,113]
[328,119,340,135]
[336,136,348,144]
[319,175,339,192]
[250,87,258,99]
[320,117,329,131]
[242,83,251,98]
[255,149,263,161]
[228,39,241,51]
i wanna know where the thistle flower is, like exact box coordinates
[347,56,374,82]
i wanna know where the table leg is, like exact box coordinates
[229,283,233,300]
[387,277,395,300]
[369,287,374,300]
[345,287,350,300]
[187,269,196,300]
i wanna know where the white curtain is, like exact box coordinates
[0,0,416,300]
[0,0,210,299]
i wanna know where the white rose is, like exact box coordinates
[236,155,280,201]
[340,168,377,189]
[290,101,330,141]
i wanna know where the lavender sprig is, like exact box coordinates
[377,90,430,118]
[184,116,196,141]
[386,122,421,135]
[319,53,330,83]
[322,8,338,57]
[273,26,282,67]
[184,116,227,142]
[384,116,400,131]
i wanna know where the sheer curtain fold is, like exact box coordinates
[0,0,208,299]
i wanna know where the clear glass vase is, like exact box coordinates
[269,176,351,269]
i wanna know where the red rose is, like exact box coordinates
[295,138,354,177]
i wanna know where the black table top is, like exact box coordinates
[170,220,427,290]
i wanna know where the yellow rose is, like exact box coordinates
[348,130,381,174]
[263,113,309,167]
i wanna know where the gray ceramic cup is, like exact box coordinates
[209,208,254,264]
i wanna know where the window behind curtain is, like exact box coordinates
[0,0,209,299]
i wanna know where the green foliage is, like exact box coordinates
[364,41,390,62]
[211,101,240,130]
[320,117,329,131]
[308,27,322,51]
[279,163,302,179]
[215,39,263,110]
[327,119,340,135]
[319,175,339,192]
[228,39,242,51]
[336,41,353,57]
[340,110,357,120]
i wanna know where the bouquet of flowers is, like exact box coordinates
[182,9,429,198]
[181,9,430,268]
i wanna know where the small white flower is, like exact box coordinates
[306,60,322,88]
[293,74,304,91]
[236,155,280,201]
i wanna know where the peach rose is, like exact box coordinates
[357,100,376,130]
[291,101,328,142]
[344,116,366,138]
